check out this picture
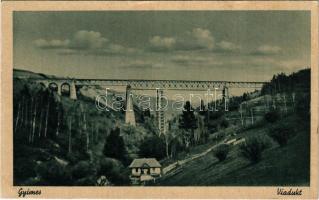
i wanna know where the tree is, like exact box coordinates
[143,108,151,118]
[239,136,270,163]
[264,110,280,123]
[179,101,197,129]
[103,127,127,162]
[198,100,207,116]
[268,124,296,147]
[139,135,166,160]
[213,144,230,162]
[179,101,197,146]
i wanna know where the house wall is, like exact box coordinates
[150,167,161,175]
[131,168,141,176]
[131,167,161,177]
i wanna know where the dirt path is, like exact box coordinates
[162,142,221,175]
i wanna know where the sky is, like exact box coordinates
[13,11,310,83]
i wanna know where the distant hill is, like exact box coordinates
[13,68,64,79]
[13,69,47,79]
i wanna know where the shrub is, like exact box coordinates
[268,124,295,147]
[97,157,130,186]
[239,136,270,164]
[211,131,225,140]
[264,110,280,123]
[220,118,229,128]
[209,110,224,120]
[139,135,166,160]
[14,158,37,182]
[213,144,230,162]
[74,176,96,186]
[36,159,72,185]
[71,160,94,180]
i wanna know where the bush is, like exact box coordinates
[239,136,270,164]
[97,157,130,186]
[211,131,225,140]
[264,110,280,123]
[213,144,230,161]
[209,110,224,120]
[268,124,295,147]
[220,118,229,128]
[36,159,72,185]
[74,176,96,186]
[14,158,37,183]
[139,135,166,160]
[99,158,114,175]
[71,160,95,180]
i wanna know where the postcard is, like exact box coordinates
[1,1,318,199]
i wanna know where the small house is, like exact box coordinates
[129,158,162,181]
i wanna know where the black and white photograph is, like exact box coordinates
[12,10,312,187]
[1,2,317,198]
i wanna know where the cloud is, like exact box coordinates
[171,55,208,65]
[34,30,139,56]
[35,28,241,56]
[149,36,176,51]
[171,55,224,67]
[121,60,164,69]
[87,44,141,56]
[189,28,214,50]
[69,30,108,50]
[175,28,215,51]
[148,28,241,54]
[34,30,108,50]
[148,28,215,52]
[34,39,70,49]
[253,45,282,55]
[57,49,79,55]
[216,41,241,52]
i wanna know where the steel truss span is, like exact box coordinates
[30,78,266,89]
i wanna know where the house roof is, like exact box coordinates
[129,158,161,168]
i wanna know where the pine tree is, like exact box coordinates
[103,127,126,161]
[179,101,197,146]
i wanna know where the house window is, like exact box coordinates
[135,168,139,172]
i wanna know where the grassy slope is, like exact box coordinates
[157,115,310,186]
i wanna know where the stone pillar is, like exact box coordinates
[57,83,62,96]
[125,85,136,126]
[42,81,49,88]
[70,81,77,100]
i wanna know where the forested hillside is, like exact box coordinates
[13,76,159,186]
[153,69,310,186]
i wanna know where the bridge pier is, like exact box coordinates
[125,85,136,126]
[223,86,229,111]
[57,83,62,96]
[70,81,77,100]
[156,89,166,136]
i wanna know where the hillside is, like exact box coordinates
[13,77,157,186]
[154,114,309,186]
[13,68,63,79]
